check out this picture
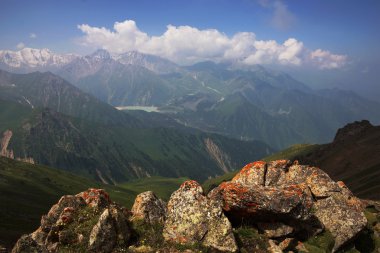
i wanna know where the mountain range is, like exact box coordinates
[1,48,379,149]
[0,70,273,183]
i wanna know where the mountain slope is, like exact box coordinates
[168,62,380,149]
[294,120,380,200]
[0,98,274,182]
[116,50,181,74]
[261,120,380,200]
[0,69,140,126]
[203,120,380,200]
[0,156,136,249]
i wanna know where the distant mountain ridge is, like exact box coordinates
[0,48,77,71]
[1,48,380,149]
[0,48,180,74]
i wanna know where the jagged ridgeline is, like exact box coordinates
[0,70,273,182]
[11,160,380,253]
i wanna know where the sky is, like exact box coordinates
[1,0,380,100]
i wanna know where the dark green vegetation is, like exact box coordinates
[262,143,319,162]
[302,231,335,253]
[0,156,188,249]
[0,69,274,182]
[119,176,187,201]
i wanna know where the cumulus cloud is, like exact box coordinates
[77,19,347,69]
[30,33,37,39]
[16,42,25,49]
[310,49,348,69]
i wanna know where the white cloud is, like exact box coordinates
[16,42,25,49]
[77,19,348,69]
[310,49,348,69]
[30,33,37,39]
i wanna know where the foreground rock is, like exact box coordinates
[12,188,131,253]
[163,180,238,252]
[209,160,367,251]
[11,160,374,252]
[131,191,167,224]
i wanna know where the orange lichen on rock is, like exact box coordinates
[232,160,266,184]
[337,181,346,188]
[76,188,111,208]
[283,184,304,197]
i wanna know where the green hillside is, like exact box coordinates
[0,157,186,249]
[0,157,131,249]
[119,176,188,201]
[262,143,319,161]
[0,98,273,182]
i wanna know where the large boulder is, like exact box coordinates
[130,191,167,224]
[12,189,131,253]
[210,160,367,251]
[163,180,237,252]
[209,181,314,223]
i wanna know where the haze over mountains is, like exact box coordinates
[1,48,379,150]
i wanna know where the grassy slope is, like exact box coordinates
[261,143,320,162]
[0,157,185,249]
[118,176,188,201]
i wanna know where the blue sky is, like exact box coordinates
[1,0,380,100]
[1,0,379,57]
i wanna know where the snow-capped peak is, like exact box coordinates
[90,49,111,60]
[0,48,78,68]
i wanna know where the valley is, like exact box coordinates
[0,48,379,253]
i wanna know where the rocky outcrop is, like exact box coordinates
[209,160,367,252]
[11,160,374,253]
[163,180,237,252]
[204,137,232,173]
[1,129,35,163]
[131,191,167,224]
[0,130,14,159]
[12,188,131,253]
[333,120,373,143]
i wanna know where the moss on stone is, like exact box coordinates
[302,230,335,253]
